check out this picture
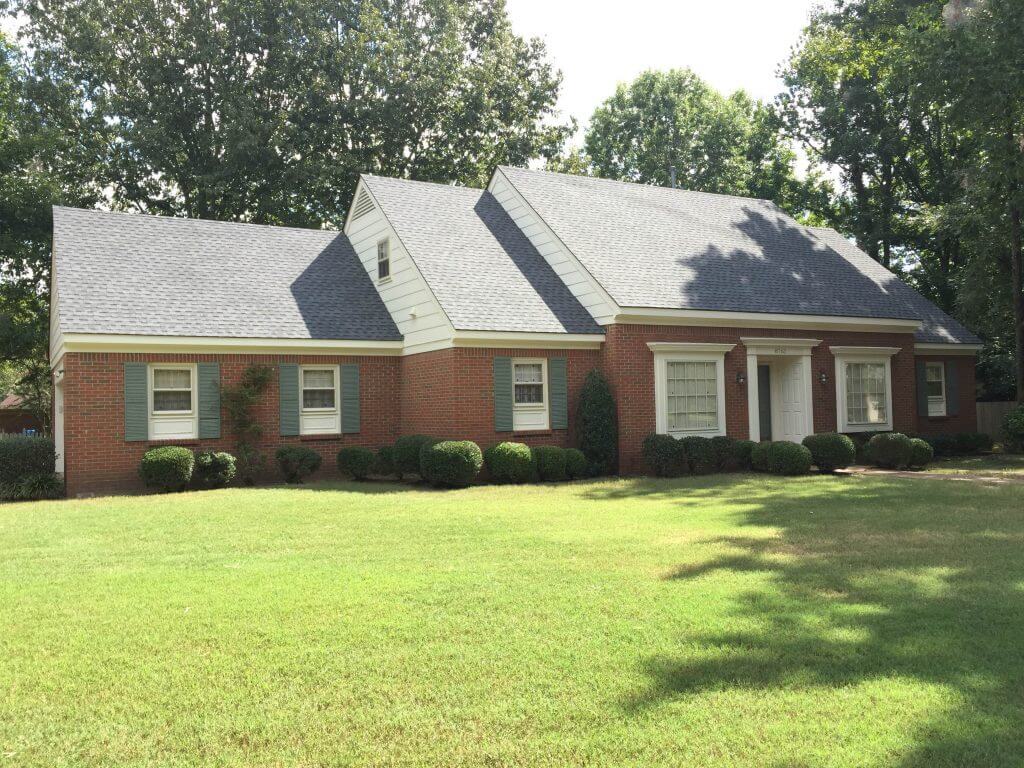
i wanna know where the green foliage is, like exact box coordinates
[0,435,55,485]
[373,446,396,478]
[867,433,914,470]
[337,447,376,481]
[139,446,195,492]
[642,433,686,477]
[531,446,567,482]
[730,440,756,471]
[419,441,483,488]
[564,448,587,480]
[393,435,436,479]
[751,441,773,472]
[193,451,236,489]
[681,436,716,474]
[765,441,813,476]
[802,433,856,473]
[221,365,272,484]
[909,438,934,469]
[484,442,534,484]
[709,436,736,471]
[576,370,617,475]
[0,472,64,501]
[275,446,322,484]
[926,433,959,457]
[955,432,993,455]
[1003,405,1024,453]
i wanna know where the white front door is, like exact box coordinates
[772,358,809,443]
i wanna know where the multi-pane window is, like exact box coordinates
[845,362,888,425]
[514,362,545,405]
[152,368,192,413]
[302,368,336,410]
[926,362,946,417]
[666,361,718,432]
[377,238,390,281]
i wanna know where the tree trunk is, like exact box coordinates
[1011,201,1024,403]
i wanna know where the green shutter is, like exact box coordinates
[124,362,148,442]
[341,364,360,434]
[279,363,299,436]
[945,360,960,417]
[549,357,568,430]
[494,357,513,432]
[916,360,929,417]
[197,362,221,439]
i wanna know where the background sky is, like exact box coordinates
[505,0,823,142]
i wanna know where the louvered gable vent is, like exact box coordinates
[350,188,376,221]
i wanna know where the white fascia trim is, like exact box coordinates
[62,333,405,356]
[616,306,922,333]
[829,345,902,357]
[647,342,736,354]
[914,343,982,355]
[453,330,606,350]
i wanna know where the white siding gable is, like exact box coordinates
[49,254,64,368]
[344,179,455,354]
[488,168,618,325]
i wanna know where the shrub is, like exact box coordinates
[275,446,322,483]
[374,445,396,477]
[0,435,55,486]
[193,451,236,488]
[751,441,773,472]
[927,433,958,457]
[765,441,812,475]
[393,435,435,479]
[681,436,715,474]
[642,433,686,477]
[221,364,273,485]
[1003,405,1024,453]
[846,431,880,463]
[484,442,535,483]
[802,433,856,473]
[576,370,617,475]
[909,438,934,469]
[866,432,914,469]
[532,445,568,482]
[337,447,376,480]
[956,432,993,454]
[564,448,588,480]
[139,446,195,492]
[730,439,756,471]
[420,440,483,488]
[709,436,736,471]
[0,473,64,501]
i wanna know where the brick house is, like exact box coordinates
[50,167,980,495]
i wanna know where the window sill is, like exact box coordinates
[299,433,344,441]
[140,438,201,446]
[511,429,558,436]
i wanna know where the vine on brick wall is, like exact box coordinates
[221,364,273,485]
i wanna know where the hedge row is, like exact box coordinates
[0,436,63,501]
[642,434,756,477]
[139,447,238,492]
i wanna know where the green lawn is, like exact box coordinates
[3,475,1024,767]
[930,453,1024,477]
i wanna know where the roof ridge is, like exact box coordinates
[362,174,483,194]
[52,205,341,236]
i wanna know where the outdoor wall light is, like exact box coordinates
[736,371,746,385]
[819,371,829,385]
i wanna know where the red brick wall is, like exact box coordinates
[62,352,400,496]
[914,355,978,435]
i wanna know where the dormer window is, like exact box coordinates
[377,238,390,281]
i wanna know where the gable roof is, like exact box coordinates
[52,206,401,341]
[498,166,979,344]
[361,175,603,335]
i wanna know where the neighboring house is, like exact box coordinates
[49,167,980,495]
[0,394,42,435]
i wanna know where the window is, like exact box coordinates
[377,238,390,281]
[300,365,340,435]
[514,362,545,405]
[845,362,888,425]
[152,368,192,413]
[667,361,718,431]
[512,358,548,431]
[148,364,198,440]
[302,368,336,410]
[926,362,946,417]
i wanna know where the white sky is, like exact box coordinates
[505,0,823,141]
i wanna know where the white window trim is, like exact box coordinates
[148,363,198,440]
[926,361,946,417]
[831,347,899,433]
[512,357,548,431]
[377,238,391,283]
[300,364,341,435]
[649,343,734,438]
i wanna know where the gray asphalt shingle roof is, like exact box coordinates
[362,175,603,335]
[499,166,979,344]
[52,206,401,341]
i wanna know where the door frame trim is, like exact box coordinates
[743,338,820,442]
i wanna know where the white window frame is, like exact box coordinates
[925,362,946,417]
[377,238,390,282]
[512,357,548,432]
[648,343,735,438]
[831,346,899,433]
[148,363,198,440]
[300,364,341,435]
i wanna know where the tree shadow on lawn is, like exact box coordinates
[590,476,1024,767]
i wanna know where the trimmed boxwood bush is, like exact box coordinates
[484,442,534,483]
[958,432,993,454]
[927,433,958,457]
[866,432,914,469]
[140,446,195,492]
[681,436,715,474]
[577,370,617,474]
[765,441,812,475]
[751,441,772,472]
[1003,405,1024,453]
[393,434,435,479]
[532,445,568,482]
[193,451,236,488]
[0,473,64,501]
[337,447,376,480]
[730,439,756,471]
[909,438,934,469]
[565,448,588,480]
[642,433,686,477]
[374,445,396,477]
[275,446,322,483]
[0,435,56,486]
[420,440,483,488]
[802,432,856,473]
[709,436,735,471]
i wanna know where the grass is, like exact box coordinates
[3,474,1024,767]
[929,453,1024,477]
